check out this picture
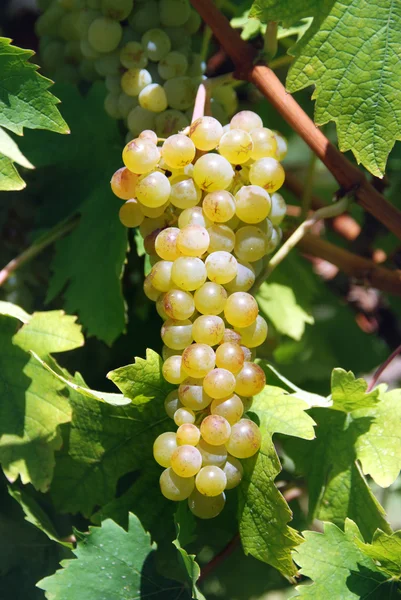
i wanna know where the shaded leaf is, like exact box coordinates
[331,368,381,412]
[355,529,401,579]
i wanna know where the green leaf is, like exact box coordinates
[331,368,381,412]
[0,301,30,323]
[37,513,190,600]
[0,127,34,191]
[252,1,401,176]
[15,310,84,355]
[293,520,394,598]
[0,37,68,136]
[355,529,401,579]
[173,505,205,600]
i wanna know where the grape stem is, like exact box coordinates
[264,21,278,60]
[191,73,235,122]
[189,0,401,241]
[198,533,241,583]
[0,215,80,288]
[367,343,401,391]
[251,193,352,293]
[300,152,318,220]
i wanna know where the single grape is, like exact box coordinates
[188,489,225,518]
[176,423,201,446]
[179,378,213,411]
[196,439,227,467]
[249,157,285,193]
[249,127,278,160]
[164,76,196,110]
[120,41,148,69]
[192,314,225,346]
[200,414,231,445]
[212,85,238,117]
[207,224,235,253]
[195,466,227,496]
[158,51,188,79]
[224,292,258,328]
[241,396,253,412]
[235,185,271,224]
[178,206,212,229]
[122,138,160,174]
[161,318,193,350]
[163,288,195,320]
[119,199,144,227]
[141,28,171,61]
[189,116,223,151]
[149,260,173,291]
[235,315,268,348]
[226,418,261,458]
[155,109,189,137]
[155,227,181,261]
[176,224,210,257]
[194,282,227,315]
[223,455,243,489]
[205,251,238,284]
[162,354,187,384]
[143,274,161,301]
[171,256,207,291]
[111,167,139,200]
[127,106,156,136]
[136,171,171,207]
[140,214,169,238]
[94,50,121,76]
[129,0,160,33]
[121,68,153,97]
[273,131,288,160]
[139,83,168,112]
[220,329,242,345]
[162,134,196,169]
[193,155,234,192]
[234,226,269,263]
[170,444,202,477]
[157,294,170,319]
[174,406,195,426]
[182,343,216,378]
[202,190,236,223]
[184,8,201,34]
[160,467,194,500]
[235,362,266,396]
[169,176,201,209]
[225,261,255,293]
[230,110,263,132]
[218,128,253,164]
[139,129,158,144]
[240,346,253,362]
[153,431,178,467]
[269,192,286,226]
[88,17,122,53]
[215,343,244,375]
[159,0,191,27]
[211,394,243,425]
[164,389,182,418]
[203,368,236,400]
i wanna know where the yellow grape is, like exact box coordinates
[160,467,195,500]
[176,423,201,446]
[122,138,160,174]
[174,407,195,426]
[200,414,231,445]
[235,315,268,348]
[136,171,171,207]
[111,166,139,200]
[171,256,207,291]
[149,260,173,292]
[189,116,223,151]
[182,344,216,378]
[153,432,178,467]
[249,127,278,160]
[194,282,227,315]
[195,466,227,496]
[230,110,262,132]
[155,227,182,261]
[164,389,182,418]
[161,319,193,350]
[177,225,210,257]
[119,199,144,228]
[196,439,227,467]
[163,289,195,320]
[205,251,238,284]
[211,394,244,425]
[226,418,261,458]
[207,224,235,253]
[170,444,202,477]
[223,455,244,489]
[179,378,213,411]
[215,342,244,374]
[188,489,226,518]
[193,154,234,192]
[235,185,271,224]
[162,134,196,168]
[249,157,285,193]
[224,292,258,328]
[203,190,236,223]
[169,176,201,209]
[162,354,187,384]
[203,368,236,399]
[235,362,266,396]
[192,315,225,346]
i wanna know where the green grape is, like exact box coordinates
[179,378,213,411]
[171,444,202,477]
[155,109,189,137]
[177,225,210,257]
[224,292,258,328]
[35,5,65,37]
[111,166,139,199]
[143,274,161,301]
[226,418,261,458]
[212,85,238,117]
[273,131,288,161]
[194,282,227,315]
[235,362,266,396]
[218,129,253,165]
[223,455,243,489]
[161,134,195,169]
[205,251,238,285]
[161,318,193,350]
[249,157,285,193]
[118,199,144,227]
[171,256,207,291]
[211,394,243,425]
[176,423,201,446]
[164,26,191,52]
[155,227,181,261]
[174,406,195,426]
[120,41,148,69]
[149,260,173,291]
[139,83,168,112]
[160,467,194,500]
[59,12,81,41]
[164,76,196,110]
[94,50,121,76]
[162,345,183,360]
[153,431,178,467]
[162,354,186,384]
[88,17,122,52]
[203,368,236,400]
[77,7,100,38]
[164,389,182,418]
[211,99,229,125]
[123,138,160,174]
[207,224,235,253]
[127,106,156,136]
[195,466,227,496]
[156,295,169,320]
[105,74,121,93]
[188,489,225,518]
[178,207,212,229]
[200,414,231,445]
[129,1,160,33]
[202,190,236,222]
[196,439,227,467]
[192,315,225,346]
[104,92,122,119]
[220,329,241,345]
[192,152,233,193]
[121,68,152,96]
[230,110,263,132]
[169,176,201,209]
[159,0,191,27]
[235,185,272,224]
[163,289,195,320]
[215,343,244,375]
[158,51,188,80]
[118,93,138,118]
[141,28,171,61]
[235,315,268,348]
[249,127,278,160]
[189,116,223,151]
[101,0,133,20]
[224,261,255,293]
[80,39,100,59]
[182,344,216,378]
[269,192,286,226]
[187,53,206,78]
[234,226,269,263]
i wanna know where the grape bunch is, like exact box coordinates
[36,0,238,138]
[111,110,288,519]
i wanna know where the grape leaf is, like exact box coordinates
[251,0,401,176]
[331,368,381,412]
[293,520,394,599]
[37,513,191,600]
[173,505,205,600]
[0,128,34,191]
[15,310,84,355]
[355,529,401,579]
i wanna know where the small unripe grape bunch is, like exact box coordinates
[110,110,288,519]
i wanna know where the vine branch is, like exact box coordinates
[189,0,401,240]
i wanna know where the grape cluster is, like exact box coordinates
[111,110,288,519]
[36,0,238,137]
